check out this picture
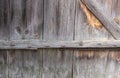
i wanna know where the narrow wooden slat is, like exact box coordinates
[0,40,120,49]
[0,51,8,78]
[22,50,42,78]
[0,0,10,77]
[81,0,120,39]
[43,0,75,78]
[8,50,23,78]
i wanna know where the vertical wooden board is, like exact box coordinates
[73,50,108,78]
[42,49,57,78]
[44,0,75,41]
[8,50,23,78]
[43,0,75,78]
[9,0,44,77]
[55,49,73,78]
[10,0,24,39]
[10,0,44,40]
[104,51,120,78]
[0,0,10,77]
[43,49,73,78]
[0,51,8,78]
[20,0,44,77]
[0,0,10,40]
[22,50,42,78]
[23,0,44,39]
[44,0,58,40]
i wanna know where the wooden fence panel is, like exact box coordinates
[0,0,120,78]
[73,0,120,78]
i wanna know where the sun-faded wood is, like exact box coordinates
[43,0,75,78]
[104,50,120,78]
[19,0,43,78]
[73,50,109,78]
[9,0,44,78]
[10,0,43,40]
[0,50,8,78]
[8,50,23,78]
[43,49,73,78]
[0,0,10,40]
[74,0,120,78]
[81,0,120,39]
[74,0,109,77]
[0,0,10,77]
[75,0,110,41]
[21,50,42,78]
[1,40,120,49]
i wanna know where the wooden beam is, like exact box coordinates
[81,0,120,39]
[0,40,120,49]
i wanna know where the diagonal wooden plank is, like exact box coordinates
[81,0,120,39]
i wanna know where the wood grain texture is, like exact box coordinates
[8,50,23,78]
[10,0,43,40]
[81,0,120,39]
[22,50,42,78]
[43,0,75,78]
[8,0,44,78]
[0,40,120,49]
[44,0,75,41]
[73,0,120,78]
[0,0,10,40]
[0,51,8,78]
[0,0,10,77]
[0,0,120,78]
[75,0,109,41]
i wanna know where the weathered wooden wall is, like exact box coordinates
[0,0,120,78]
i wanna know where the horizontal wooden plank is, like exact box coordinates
[0,40,120,49]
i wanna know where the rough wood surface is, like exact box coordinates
[81,0,120,39]
[73,0,120,78]
[0,40,120,49]
[0,0,120,78]
[43,0,75,78]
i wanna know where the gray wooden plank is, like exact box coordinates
[73,50,109,78]
[8,50,23,78]
[1,40,120,49]
[44,0,75,41]
[0,51,8,78]
[0,0,10,40]
[10,0,44,40]
[43,0,75,78]
[43,49,73,78]
[8,50,43,78]
[21,50,42,78]
[10,0,24,40]
[104,50,120,78]
[0,0,10,77]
